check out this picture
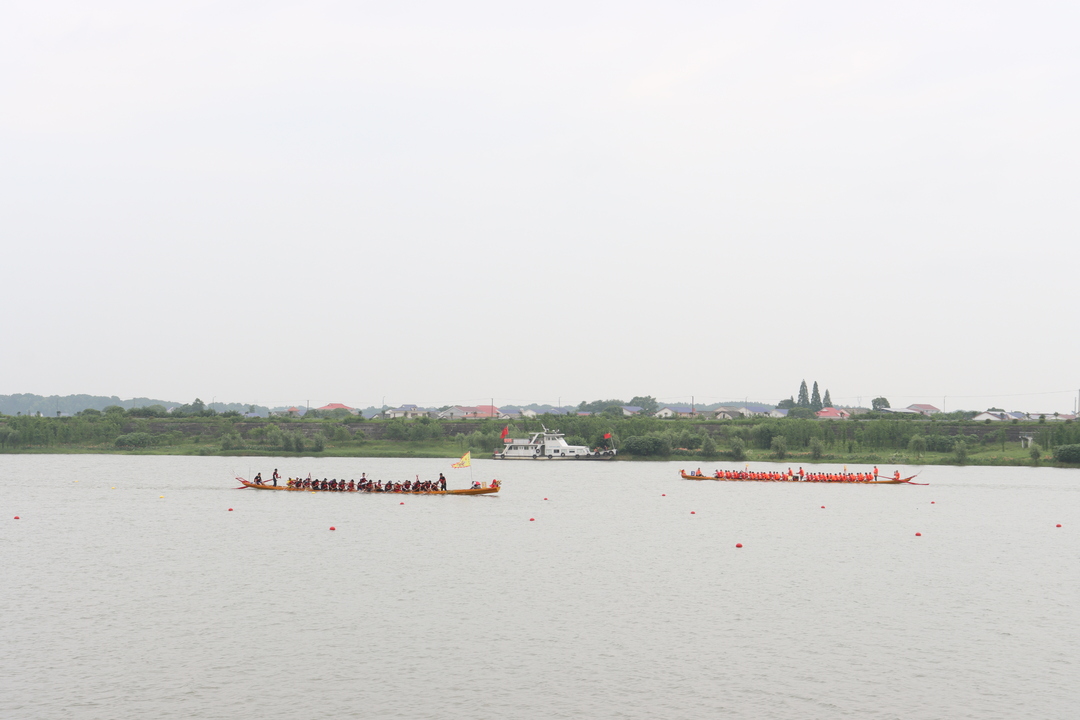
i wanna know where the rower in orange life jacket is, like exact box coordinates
[873,466,879,478]
[894,470,901,480]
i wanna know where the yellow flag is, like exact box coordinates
[452,451,471,468]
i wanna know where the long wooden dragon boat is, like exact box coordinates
[236,478,500,495]
[679,470,922,484]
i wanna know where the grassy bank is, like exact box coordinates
[0,441,1071,468]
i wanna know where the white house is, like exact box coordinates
[656,405,697,419]
[386,404,431,419]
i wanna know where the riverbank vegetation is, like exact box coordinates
[2,406,1080,468]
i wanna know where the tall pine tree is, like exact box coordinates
[822,389,832,408]
[810,382,822,412]
[797,380,810,407]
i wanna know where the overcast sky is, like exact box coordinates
[3,1,1078,413]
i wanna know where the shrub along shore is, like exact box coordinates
[3,410,1080,467]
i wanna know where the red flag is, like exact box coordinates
[603,432,612,439]
[500,425,509,439]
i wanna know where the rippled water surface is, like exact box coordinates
[2,456,1078,719]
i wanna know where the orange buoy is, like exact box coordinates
[735,543,743,548]
[329,526,336,531]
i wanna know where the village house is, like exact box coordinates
[316,403,359,415]
[385,404,431,419]
[655,405,698,419]
[907,404,941,415]
[621,405,644,416]
[437,405,503,420]
[816,407,851,420]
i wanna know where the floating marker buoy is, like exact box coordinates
[13,516,19,520]
[931,501,935,504]
[915,532,922,536]
[735,543,742,548]
[159,496,164,499]
[821,506,825,509]
[1057,524,1062,528]
[399,502,404,505]
[228,508,233,512]
[662,494,666,496]
[329,526,336,531]
[111,487,115,489]
[529,518,535,521]
[544,498,548,500]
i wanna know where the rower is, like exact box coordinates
[253,473,263,485]
[272,468,280,487]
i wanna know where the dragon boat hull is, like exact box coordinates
[679,471,919,484]
[236,479,499,495]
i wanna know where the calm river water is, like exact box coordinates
[1,456,1077,719]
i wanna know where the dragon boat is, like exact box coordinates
[679,470,921,484]
[236,478,500,495]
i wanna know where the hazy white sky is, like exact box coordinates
[3,1,1078,413]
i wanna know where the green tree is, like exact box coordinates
[809,437,824,460]
[729,437,746,461]
[1029,444,1041,465]
[788,407,816,420]
[770,435,788,459]
[908,434,927,458]
[810,382,822,412]
[628,396,659,416]
[700,434,718,459]
[953,440,968,464]
[822,389,832,408]
[777,397,796,409]
[797,381,810,407]
[872,397,890,411]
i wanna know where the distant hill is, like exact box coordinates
[0,394,263,416]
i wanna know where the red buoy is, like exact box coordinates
[915,532,922,536]
[1057,524,1062,528]
[13,516,19,520]
[931,501,935,504]
[399,502,404,505]
[329,526,336,531]
[821,506,825,509]
[529,518,535,521]
[228,508,233,512]
[544,498,548,500]
[690,511,696,514]
[735,543,743,548]
[662,494,666,496]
